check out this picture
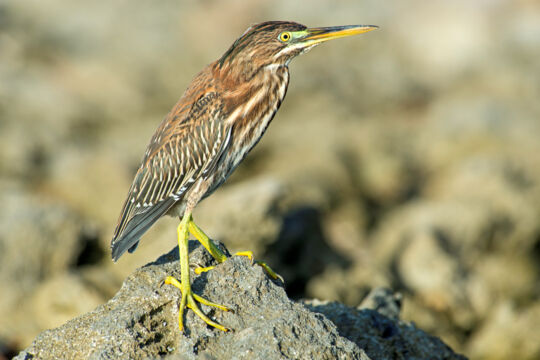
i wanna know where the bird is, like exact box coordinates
[111,21,377,332]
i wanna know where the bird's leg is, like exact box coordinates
[164,212,229,332]
[188,217,282,281]
[187,216,228,264]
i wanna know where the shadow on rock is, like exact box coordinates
[264,206,351,299]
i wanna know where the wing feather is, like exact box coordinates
[111,92,229,261]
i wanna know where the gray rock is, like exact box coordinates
[306,299,467,360]
[15,242,365,360]
[358,287,403,321]
[15,242,465,360]
[0,187,100,346]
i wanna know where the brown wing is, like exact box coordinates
[111,91,230,261]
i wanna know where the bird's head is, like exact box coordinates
[218,21,377,73]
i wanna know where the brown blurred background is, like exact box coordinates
[1,0,540,358]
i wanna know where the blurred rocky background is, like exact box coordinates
[1,0,539,359]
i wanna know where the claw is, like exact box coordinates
[234,250,254,263]
[188,216,283,282]
[194,265,216,275]
[196,250,283,281]
[169,213,282,333]
[164,275,182,289]
[234,251,282,281]
[165,275,229,332]
[254,260,284,282]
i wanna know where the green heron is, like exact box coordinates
[111,21,377,332]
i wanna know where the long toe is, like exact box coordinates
[234,251,283,281]
[186,293,230,332]
[254,260,283,282]
[165,275,229,332]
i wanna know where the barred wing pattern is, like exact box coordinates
[111,92,230,261]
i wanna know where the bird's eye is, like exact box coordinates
[279,32,291,42]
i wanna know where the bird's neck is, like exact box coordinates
[218,65,289,171]
[216,62,289,120]
[216,58,285,84]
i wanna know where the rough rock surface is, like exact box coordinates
[15,243,465,360]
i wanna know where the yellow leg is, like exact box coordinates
[188,218,282,281]
[187,218,227,263]
[164,212,229,332]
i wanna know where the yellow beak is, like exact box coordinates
[301,25,378,46]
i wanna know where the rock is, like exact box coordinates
[30,268,119,332]
[266,206,351,299]
[0,188,88,287]
[0,187,104,347]
[305,261,390,306]
[358,287,403,321]
[305,298,467,360]
[15,242,465,360]
[466,302,540,360]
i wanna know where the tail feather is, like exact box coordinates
[111,197,176,261]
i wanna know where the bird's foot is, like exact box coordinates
[195,251,283,282]
[164,275,230,332]
[234,251,284,281]
[254,260,283,282]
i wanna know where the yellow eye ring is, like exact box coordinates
[279,32,291,42]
